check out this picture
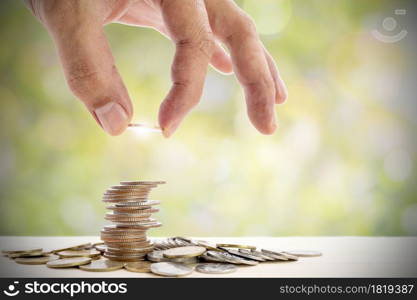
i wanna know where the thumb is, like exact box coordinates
[49,23,132,135]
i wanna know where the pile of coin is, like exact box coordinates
[2,237,322,276]
[100,181,165,262]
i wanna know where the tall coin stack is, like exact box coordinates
[100,181,165,262]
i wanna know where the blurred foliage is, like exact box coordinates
[0,0,416,237]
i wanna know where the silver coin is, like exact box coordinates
[261,249,291,261]
[223,248,265,262]
[150,262,194,277]
[243,249,275,261]
[284,250,322,257]
[196,263,237,274]
[147,250,169,262]
[201,253,223,263]
[207,251,258,266]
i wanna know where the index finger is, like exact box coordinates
[158,0,215,137]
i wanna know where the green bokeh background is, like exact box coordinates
[0,0,416,237]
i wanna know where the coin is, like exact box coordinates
[15,255,59,265]
[150,262,194,277]
[105,242,150,249]
[246,249,275,261]
[106,206,152,213]
[207,251,258,266]
[194,240,222,251]
[196,263,237,274]
[94,244,107,253]
[103,254,145,262]
[79,259,125,272]
[46,257,92,268]
[217,243,256,250]
[283,250,322,257]
[57,249,101,258]
[8,251,45,258]
[2,248,43,255]
[114,200,160,207]
[261,249,291,261]
[201,253,222,263]
[49,243,92,254]
[147,250,166,262]
[163,246,206,259]
[106,246,153,254]
[125,261,151,273]
[120,180,165,185]
[223,248,265,262]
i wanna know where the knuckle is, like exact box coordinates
[66,62,109,98]
[237,15,257,35]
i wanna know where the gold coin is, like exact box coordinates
[125,261,151,273]
[107,246,153,253]
[163,246,206,259]
[114,200,160,207]
[120,181,165,185]
[57,249,101,258]
[104,253,146,262]
[101,238,148,244]
[15,255,59,265]
[46,257,92,268]
[49,243,92,254]
[109,186,154,191]
[105,241,150,249]
[216,243,256,250]
[103,224,149,231]
[194,240,222,251]
[8,251,45,258]
[79,259,125,272]
[103,191,149,196]
[2,248,43,255]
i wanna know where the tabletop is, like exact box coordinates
[0,236,416,278]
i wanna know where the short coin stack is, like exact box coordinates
[100,181,165,262]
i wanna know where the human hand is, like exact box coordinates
[25,0,287,137]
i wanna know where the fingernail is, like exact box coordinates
[95,102,128,136]
[162,120,181,138]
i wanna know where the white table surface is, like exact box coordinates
[0,236,416,278]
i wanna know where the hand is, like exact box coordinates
[25,0,287,137]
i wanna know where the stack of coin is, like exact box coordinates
[100,181,165,262]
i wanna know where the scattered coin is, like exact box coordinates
[222,248,266,262]
[196,263,237,274]
[46,257,92,268]
[2,248,43,255]
[194,240,222,251]
[57,249,101,258]
[163,246,206,259]
[7,251,45,258]
[147,250,166,262]
[207,251,258,266]
[49,243,92,254]
[125,261,151,273]
[261,249,295,261]
[217,243,256,250]
[79,259,125,272]
[150,262,194,277]
[94,244,107,253]
[283,250,322,257]
[15,255,59,265]
[245,249,275,261]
